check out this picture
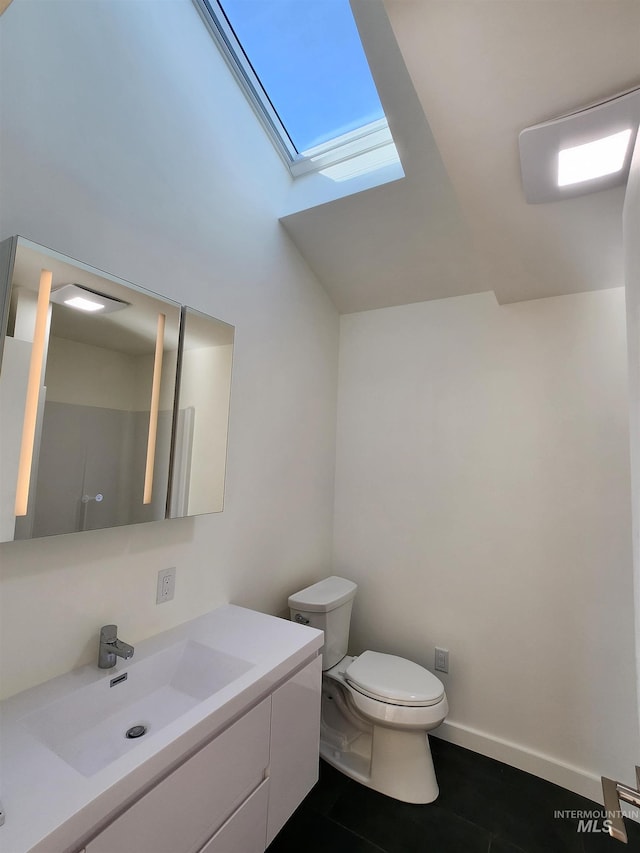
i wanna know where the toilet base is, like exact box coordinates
[320,716,440,804]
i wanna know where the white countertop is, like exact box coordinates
[0,605,323,853]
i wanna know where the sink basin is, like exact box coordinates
[21,640,252,776]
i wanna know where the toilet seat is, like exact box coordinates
[346,651,444,707]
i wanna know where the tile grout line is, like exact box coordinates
[325,813,389,853]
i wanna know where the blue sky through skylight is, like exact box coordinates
[217,0,385,153]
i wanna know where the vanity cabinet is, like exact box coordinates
[266,655,323,845]
[81,657,321,853]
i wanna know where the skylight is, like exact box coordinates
[194,0,398,177]
[217,0,384,153]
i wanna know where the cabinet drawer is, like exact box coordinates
[86,699,270,853]
[198,779,268,853]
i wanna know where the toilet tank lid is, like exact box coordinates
[288,576,357,612]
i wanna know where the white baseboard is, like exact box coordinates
[433,719,617,811]
[432,720,640,826]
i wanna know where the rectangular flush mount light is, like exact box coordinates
[50,283,129,314]
[519,87,639,203]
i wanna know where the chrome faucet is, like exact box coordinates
[98,624,134,669]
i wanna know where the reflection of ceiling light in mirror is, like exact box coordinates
[64,296,104,312]
[557,129,632,187]
[50,283,129,314]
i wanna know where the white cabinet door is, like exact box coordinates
[198,780,268,853]
[266,656,322,846]
[85,699,270,853]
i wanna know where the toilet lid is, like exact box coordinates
[345,651,444,706]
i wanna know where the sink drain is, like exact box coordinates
[125,724,147,739]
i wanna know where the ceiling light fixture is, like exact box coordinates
[50,283,129,314]
[519,86,640,203]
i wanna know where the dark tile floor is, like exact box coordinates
[267,737,640,852]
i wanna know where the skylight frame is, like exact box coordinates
[192,0,394,177]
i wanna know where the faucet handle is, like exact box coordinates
[100,624,117,643]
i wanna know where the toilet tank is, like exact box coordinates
[288,576,357,670]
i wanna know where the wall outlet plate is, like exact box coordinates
[156,567,176,604]
[435,647,449,673]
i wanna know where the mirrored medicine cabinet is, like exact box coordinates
[0,237,234,542]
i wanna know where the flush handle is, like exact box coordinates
[601,768,640,843]
[294,613,310,625]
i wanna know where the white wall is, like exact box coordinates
[46,338,176,412]
[45,337,137,410]
[334,289,639,799]
[0,0,338,698]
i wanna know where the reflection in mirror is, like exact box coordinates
[0,238,181,541]
[170,308,234,517]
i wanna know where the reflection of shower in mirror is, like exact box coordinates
[80,493,104,533]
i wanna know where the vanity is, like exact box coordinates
[0,606,323,853]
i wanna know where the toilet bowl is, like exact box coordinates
[289,577,448,803]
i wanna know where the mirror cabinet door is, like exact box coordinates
[169,308,234,518]
[0,237,181,541]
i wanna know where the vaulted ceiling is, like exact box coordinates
[281,0,640,313]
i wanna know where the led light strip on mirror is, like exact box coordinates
[143,312,166,505]
[15,269,51,516]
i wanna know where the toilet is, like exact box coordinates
[289,576,448,804]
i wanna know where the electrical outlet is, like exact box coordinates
[435,647,449,673]
[156,567,176,604]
